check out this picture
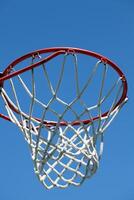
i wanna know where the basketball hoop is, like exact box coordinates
[0,47,128,189]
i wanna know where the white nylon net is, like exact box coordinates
[0,51,127,189]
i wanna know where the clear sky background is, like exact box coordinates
[0,0,133,199]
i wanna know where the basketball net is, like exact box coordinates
[0,50,127,189]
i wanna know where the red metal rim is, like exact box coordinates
[0,47,128,126]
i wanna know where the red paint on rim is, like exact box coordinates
[0,47,128,126]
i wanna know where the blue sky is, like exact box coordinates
[0,0,134,199]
